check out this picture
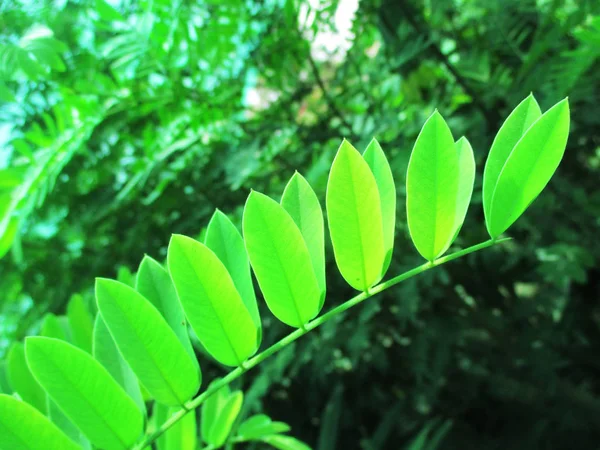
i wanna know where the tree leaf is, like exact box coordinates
[95,278,201,406]
[243,190,321,327]
[207,391,244,447]
[238,414,291,441]
[205,210,261,342]
[201,381,231,444]
[92,315,145,415]
[66,294,94,353]
[136,255,197,363]
[168,234,258,366]
[281,172,326,308]
[25,337,144,450]
[6,342,46,414]
[326,139,385,290]
[155,404,197,450]
[452,137,476,239]
[406,111,462,261]
[0,394,80,450]
[40,313,70,341]
[483,94,541,227]
[262,434,312,450]
[363,138,396,277]
[487,98,570,237]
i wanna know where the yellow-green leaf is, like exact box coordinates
[326,139,384,290]
[168,234,258,366]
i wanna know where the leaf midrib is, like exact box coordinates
[35,344,129,449]
[108,291,186,406]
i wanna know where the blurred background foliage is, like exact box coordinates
[1,0,600,448]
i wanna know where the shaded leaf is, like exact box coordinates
[6,342,46,414]
[66,294,94,353]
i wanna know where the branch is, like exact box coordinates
[132,237,511,449]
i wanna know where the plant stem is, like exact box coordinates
[132,237,510,449]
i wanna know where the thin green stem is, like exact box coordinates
[132,238,510,449]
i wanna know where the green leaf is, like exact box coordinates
[281,172,326,307]
[0,363,10,394]
[262,434,312,450]
[168,234,258,366]
[155,404,197,450]
[95,278,201,406]
[66,294,94,353]
[136,255,197,363]
[363,138,396,276]
[406,111,464,261]
[237,414,291,441]
[201,380,230,443]
[483,94,541,226]
[92,315,145,415]
[487,98,570,237]
[95,0,125,22]
[452,137,476,239]
[0,81,15,103]
[0,394,80,450]
[243,190,321,327]
[25,337,144,450]
[40,314,69,341]
[326,139,385,290]
[210,391,243,447]
[205,210,261,341]
[47,398,91,450]
[6,342,46,414]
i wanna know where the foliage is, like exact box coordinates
[1,0,600,448]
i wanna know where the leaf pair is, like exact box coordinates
[201,381,244,448]
[406,112,475,262]
[168,210,261,367]
[243,172,326,328]
[326,139,396,291]
[483,95,570,238]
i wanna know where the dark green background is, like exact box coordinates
[1,0,600,448]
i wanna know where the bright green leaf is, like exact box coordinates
[25,337,143,450]
[452,137,476,239]
[92,315,145,415]
[281,172,326,308]
[205,210,261,340]
[95,0,125,22]
[488,98,570,237]
[243,191,321,327]
[326,139,385,290]
[201,381,231,444]
[136,255,197,363]
[6,342,46,414]
[406,111,461,261]
[95,278,201,406]
[168,234,258,366]
[40,314,69,341]
[483,94,541,226]
[66,294,94,353]
[0,394,79,450]
[47,398,91,450]
[363,138,396,276]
